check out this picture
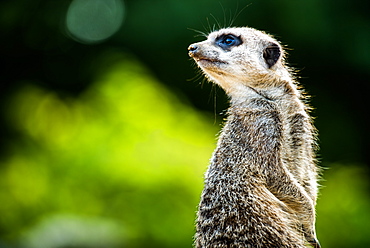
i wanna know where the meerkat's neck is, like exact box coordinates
[226,78,301,108]
[210,66,300,106]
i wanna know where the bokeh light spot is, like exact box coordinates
[66,0,125,44]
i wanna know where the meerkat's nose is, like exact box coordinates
[188,44,199,57]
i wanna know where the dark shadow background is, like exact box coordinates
[1,0,370,247]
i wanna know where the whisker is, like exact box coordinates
[210,13,221,31]
[230,3,252,27]
[187,27,208,38]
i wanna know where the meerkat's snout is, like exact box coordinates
[187,41,226,73]
[188,43,204,62]
[188,44,198,56]
[188,43,213,62]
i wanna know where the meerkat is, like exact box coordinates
[188,27,320,248]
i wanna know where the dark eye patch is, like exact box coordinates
[215,34,242,50]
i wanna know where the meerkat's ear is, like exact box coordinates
[263,43,281,68]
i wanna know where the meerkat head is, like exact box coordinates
[188,27,291,97]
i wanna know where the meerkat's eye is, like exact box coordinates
[223,37,236,45]
[216,34,242,50]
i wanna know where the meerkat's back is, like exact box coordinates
[188,27,320,248]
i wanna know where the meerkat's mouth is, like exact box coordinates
[195,57,227,65]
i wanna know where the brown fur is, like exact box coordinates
[188,27,320,248]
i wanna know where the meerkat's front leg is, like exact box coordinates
[267,169,320,248]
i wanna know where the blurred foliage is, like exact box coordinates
[0,53,216,247]
[0,0,370,247]
[317,165,370,248]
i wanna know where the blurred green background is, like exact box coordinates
[1,0,370,247]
